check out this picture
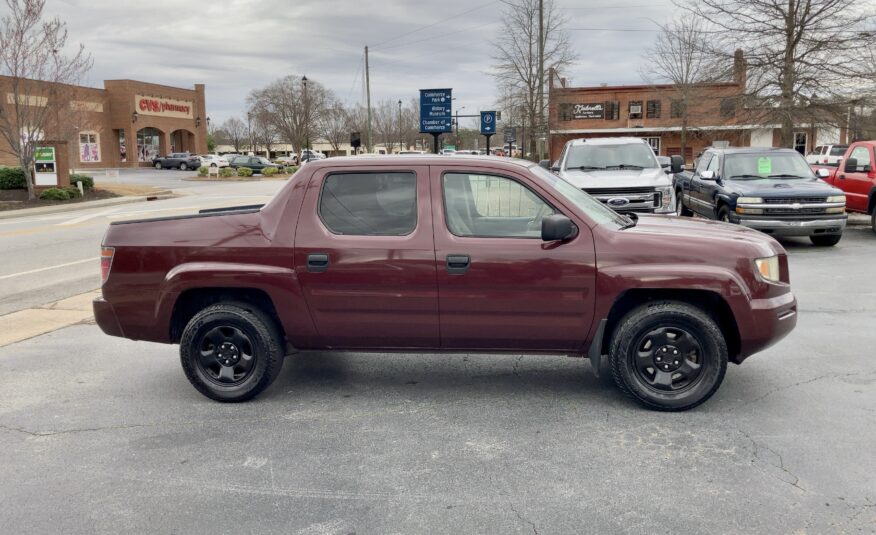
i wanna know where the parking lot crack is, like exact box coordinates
[489,473,538,534]
[734,425,806,493]
[729,372,862,411]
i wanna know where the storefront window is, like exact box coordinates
[118,130,127,163]
[137,127,161,162]
[79,132,101,162]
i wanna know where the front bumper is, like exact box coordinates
[736,291,798,363]
[731,214,847,236]
[93,297,125,338]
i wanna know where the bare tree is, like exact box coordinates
[219,117,247,152]
[681,0,876,147]
[318,103,350,152]
[0,0,92,199]
[248,75,332,154]
[640,17,726,158]
[372,99,402,152]
[247,108,277,157]
[492,0,575,160]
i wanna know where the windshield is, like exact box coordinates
[258,158,272,164]
[529,165,626,227]
[564,143,659,170]
[724,152,815,179]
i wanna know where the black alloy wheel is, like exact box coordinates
[609,300,727,411]
[180,303,285,402]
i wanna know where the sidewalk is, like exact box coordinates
[0,289,100,347]
[0,190,173,220]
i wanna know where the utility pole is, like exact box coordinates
[365,46,373,154]
[537,0,545,162]
[398,99,403,152]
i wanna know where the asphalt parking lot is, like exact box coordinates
[1,224,874,534]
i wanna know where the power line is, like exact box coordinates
[373,20,500,52]
[370,0,498,48]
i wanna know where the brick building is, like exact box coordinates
[0,77,208,169]
[547,51,845,163]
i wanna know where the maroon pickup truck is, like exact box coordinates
[811,140,876,234]
[94,156,797,411]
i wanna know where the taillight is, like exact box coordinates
[100,247,114,285]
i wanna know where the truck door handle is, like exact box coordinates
[839,174,845,179]
[446,254,471,274]
[307,253,330,273]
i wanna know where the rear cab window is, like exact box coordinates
[319,172,417,236]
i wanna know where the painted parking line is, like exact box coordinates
[57,208,122,226]
[0,257,98,281]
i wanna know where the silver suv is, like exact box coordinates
[551,137,675,214]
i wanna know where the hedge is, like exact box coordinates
[237,167,254,177]
[219,167,235,177]
[69,174,94,190]
[0,167,26,189]
[262,166,277,176]
[198,166,209,177]
[39,187,70,200]
[63,185,82,198]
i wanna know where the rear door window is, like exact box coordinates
[319,172,417,236]
[695,153,713,174]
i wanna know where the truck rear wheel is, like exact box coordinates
[609,301,727,411]
[180,303,285,402]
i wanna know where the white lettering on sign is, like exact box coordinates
[134,95,194,119]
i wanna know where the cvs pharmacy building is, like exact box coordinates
[0,77,208,169]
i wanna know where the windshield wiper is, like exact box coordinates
[606,164,645,169]
[767,174,805,179]
[618,212,638,229]
[574,165,605,170]
[728,174,764,179]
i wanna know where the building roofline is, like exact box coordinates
[103,79,199,92]
[552,81,742,93]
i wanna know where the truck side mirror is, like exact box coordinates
[670,155,684,173]
[816,168,830,179]
[550,161,560,172]
[538,159,550,170]
[844,157,857,172]
[541,214,577,242]
[699,170,716,180]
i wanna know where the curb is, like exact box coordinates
[0,192,174,220]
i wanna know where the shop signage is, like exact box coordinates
[33,146,58,186]
[572,103,604,120]
[135,95,194,119]
[419,88,453,133]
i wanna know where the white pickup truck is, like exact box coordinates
[545,137,675,214]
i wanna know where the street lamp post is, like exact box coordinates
[397,99,402,153]
[247,111,253,156]
[455,106,465,149]
[301,75,310,154]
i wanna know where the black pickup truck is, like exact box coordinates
[673,147,848,246]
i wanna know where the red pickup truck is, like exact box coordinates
[93,156,797,411]
[811,140,876,233]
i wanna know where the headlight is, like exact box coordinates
[737,197,763,204]
[754,256,780,283]
[657,186,673,212]
[827,195,846,203]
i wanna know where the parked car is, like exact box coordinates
[811,140,876,234]
[94,155,797,411]
[547,137,675,214]
[152,153,201,170]
[674,147,847,246]
[222,153,242,162]
[198,154,229,168]
[805,144,848,166]
[439,149,456,155]
[276,155,299,166]
[398,150,426,155]
[229,155,281,174]
[300,150,326,163]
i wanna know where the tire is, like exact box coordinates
[180,303,285,402]
[718,206,732,223]
[676,192,693,217]
[871,208,876,236]
[180,163,188,171]
[210,163,217,168]
[154,162,162,169]
[810,234,842,246]
[609,300,728,411]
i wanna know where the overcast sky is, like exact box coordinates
[49,0,683,129]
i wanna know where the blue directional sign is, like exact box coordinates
[480,111,496,134]
[419,88,453,133]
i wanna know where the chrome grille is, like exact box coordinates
[763,197,826,204]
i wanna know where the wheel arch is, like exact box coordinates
[868,186,876,214]
[170,287,285,345]
[599,288,741,363]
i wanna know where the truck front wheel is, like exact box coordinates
[180,303,285,402]
[609,301,728,411]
